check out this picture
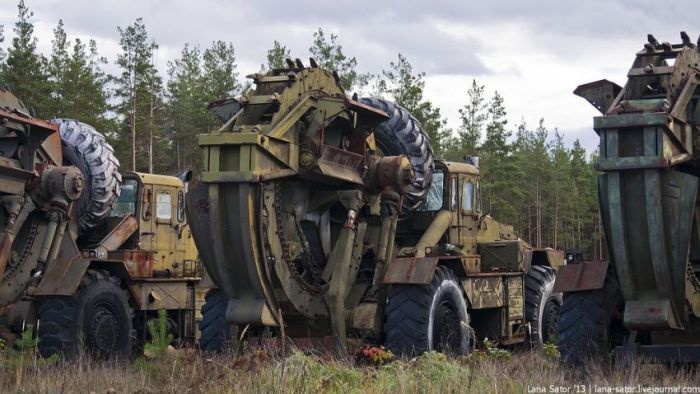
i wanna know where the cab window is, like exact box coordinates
[476,181,482,212]
[156,192,172,221]
[462,181,475,212]
[111,180,138,217]
[177,191,185,222]
[418,171,444,211]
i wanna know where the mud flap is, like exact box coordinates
[33,257,90,296]
[383,256,439,284]
[553,261,609,293]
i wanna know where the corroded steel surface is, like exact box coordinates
[575,32,700,333]
[552,260,609,293]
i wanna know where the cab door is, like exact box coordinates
[459,176,479,255]
[139,183,156,252]
[154,188,177,272]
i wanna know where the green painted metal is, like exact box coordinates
[186,65,406,332]
[577,32,700,332]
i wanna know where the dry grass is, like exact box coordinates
[1,346,698,393]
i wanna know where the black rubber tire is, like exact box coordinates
[524,265,561,346]
[359,98,434,213]
[37,270,133,359]
[199,289,235,352]
[558,274,625,366]
[384,266,469,357]
[52,119,121,232]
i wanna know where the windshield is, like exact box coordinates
[111,179,138,217]
[418,171,444,211]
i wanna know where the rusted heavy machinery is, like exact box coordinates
[188,60,564,355]
[557,32,700,364]
[0,87,206,358]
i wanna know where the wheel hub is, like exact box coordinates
[89,307,121,353]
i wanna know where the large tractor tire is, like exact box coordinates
[199,289,236,352]
[524,265,561,346]
[37,270,133,359]
[558,274,626,365]
[52,119,121,232]
[359,98,434,213]
[384,266,470,357]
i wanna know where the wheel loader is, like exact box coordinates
[0,86,207,358]
[556,32,700,364]
[187,60,564,355]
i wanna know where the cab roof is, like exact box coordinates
[124,171,184,188]
[440,160,479,176]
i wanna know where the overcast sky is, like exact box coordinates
[0,0,697,152]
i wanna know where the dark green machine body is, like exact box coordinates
[566,33,700,361]
[186,64,416,341]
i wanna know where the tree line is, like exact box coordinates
[0,1,604,257]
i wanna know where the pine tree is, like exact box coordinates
[114,18,165,173]
[166,40,242,174]
[0,25,5,63]
[480,91,521,225]
[456,80,488,158]
[510,119,551,247]
[1,0,50,116]
[46,20,110,133]
[549,131,575,250]
[201,40,239,100]
[166,43,207,173]
[266,40,290,70]
[569,139,600,258]
[309,28,369,91]
[47,20,69,100]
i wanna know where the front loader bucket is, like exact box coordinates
[599,169,696,329]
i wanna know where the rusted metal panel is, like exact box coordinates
[383,256,438,284]
[317,145,364,184]
[0,107,59,132]
[624,299,677,329]
[462,277,504,309]
[108,250,155,278]
[573,79,622,114]
[545,248,564,268]
[40,131,62,168]
[128,280,194,311]
[99,215,138,251]
[462,255,481,274]
[351,302,380,333]
[552,260,609,293]
[33,257,90,296]
[0,157,33,194]
[506,276,523,320]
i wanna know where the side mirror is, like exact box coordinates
[179,169,192,183]
[142,188,152,221]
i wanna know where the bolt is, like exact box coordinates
[400,167,415,185]
[73,175,84,192]
[299,151,316,169]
